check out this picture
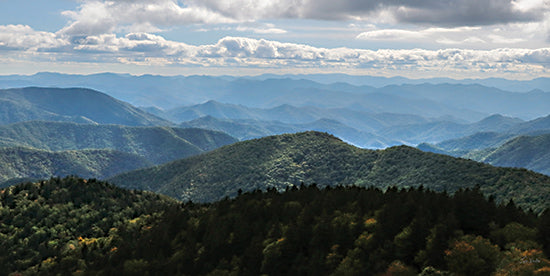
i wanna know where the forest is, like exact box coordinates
[1,177,549,275]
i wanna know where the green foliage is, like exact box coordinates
[1,178,549,275]
[0,121,237,165]
[0,176,175,275]
[110,131,550,212]
[0,147,152,187]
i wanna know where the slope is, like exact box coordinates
[0,87,170,126]
[0,147,151,187]
[478,134,550,176]
[109,131,550,212]
[0,121,238,165]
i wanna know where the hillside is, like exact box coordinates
[0,147,151,187]
[478,134,550,176]
[109,131,550,212]
[0,121,237,165]
[0,87,170,126]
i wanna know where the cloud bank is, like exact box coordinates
[2,25,549,78]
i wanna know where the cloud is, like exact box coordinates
[59,0,236,36]
[236,23,287,34]
[69,34,550,73]
[59,0,549,37]
[0,25,68,50]
[3,24,550,77]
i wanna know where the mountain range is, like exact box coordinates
[109,131,550,212]
[2,73,549,121]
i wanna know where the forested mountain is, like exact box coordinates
[418,132,550,176]
[2,177,549,275]
[0,147,151,187]
[109,131,550,212]
[0,121,237,165]
[0,87,169,126]
[475,134,550,176]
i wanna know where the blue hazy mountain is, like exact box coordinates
[0,87,170,126]
[180,116,400,148]
[2,73,549,121]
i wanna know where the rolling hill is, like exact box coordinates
[0,87,170,126]
[109,131,550,212]
[0,121,238,165]
[0,147,151,187]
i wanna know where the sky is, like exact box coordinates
[1,0,549,79]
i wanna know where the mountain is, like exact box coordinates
[509,114,550,134]
[3,73,549,120]
[0,147,151,187]
[476,134,550,176]
[0,87,170,126]
[379,114,530,145]
[180,116,400,148]
[109,131,550,212]
[165,100,433,132]
[0,121,238,165]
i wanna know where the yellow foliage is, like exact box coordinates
[364,218,377,226]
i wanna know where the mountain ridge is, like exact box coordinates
[109,131,550,212]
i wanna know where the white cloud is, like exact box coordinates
[3,23,550,78]
[0,25,68,50]
[59,0,236,36]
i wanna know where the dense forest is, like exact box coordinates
[1,177,549,275]
[110,131,550,213]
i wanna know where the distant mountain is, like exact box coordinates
[380,114,530,145]
[0,147,150,187]
[109,131,550,212]
[377,83,550,120]
[509,114,550,134]
[3,72,549,108]
[247,73,550,92]
[163,100,434,132]
[0,121,237,165]
[180,116,399,148]
[0,87,170,126]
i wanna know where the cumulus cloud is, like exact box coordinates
[66,33,550,73]
[59,0,236,36]
[0,25,68,50]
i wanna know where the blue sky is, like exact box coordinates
[1,0,549,79]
